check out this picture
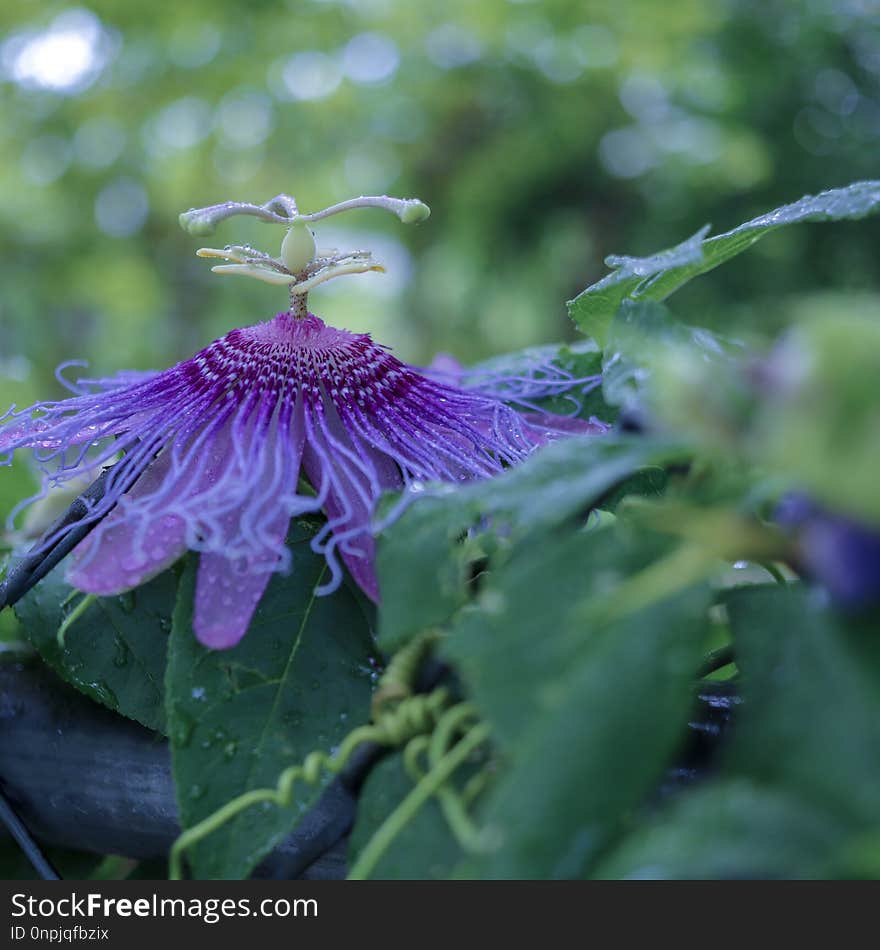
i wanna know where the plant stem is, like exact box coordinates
[347,722,492,880]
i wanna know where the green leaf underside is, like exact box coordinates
[165,523,376,880]
[447,526,710,878]
[568,180,880,344]
[377,434,685,653]
[15,563,177,733]
[377,429,706,879]
[601,299,737,410]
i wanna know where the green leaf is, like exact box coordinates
[568,180,880,343]
[165,524,376,880]
[347,752,465,879]
[377,435,686,653]
[593,779,850,879]
[376,493,481,654]
[15,564,177,732]
[602,299,738,411]
[447,525,710,878]
[724,584,880,826]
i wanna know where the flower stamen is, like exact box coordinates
[182,192,429,318]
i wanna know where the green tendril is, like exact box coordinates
[402,734,430,782]
[460,762,497,808]
[372,628,442,717]
[347,720,492,881]
[168,687,452,880]
[168,629,493,881]
[57,592,96,647]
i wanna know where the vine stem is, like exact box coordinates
[347,721,492,881]
[169,724,378,879]
[168,689,451,879]
[400,703,488,853]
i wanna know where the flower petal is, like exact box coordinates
[192,506,292,648]
[67,451,187,593]
[193,552,277,649]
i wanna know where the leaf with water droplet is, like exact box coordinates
[15,562,180,733]
[568,180,880,344]
[377,434,684,653]
[117,590,137,613]
[165,522,376,880]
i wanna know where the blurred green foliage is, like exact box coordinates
[2,0,879,401]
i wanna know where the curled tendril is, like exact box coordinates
[56,591,96,647]
[168,628,493,881]
[371,629,441,716]
[347,719,493,880]
[168,687,455,879]
[401,703,491,858]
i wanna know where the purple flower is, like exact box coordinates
[0,192,608,648]
[1,313,605,647]
[776,493,880,611]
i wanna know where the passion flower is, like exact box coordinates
[1,193,606,647]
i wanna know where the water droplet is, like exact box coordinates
[223,741,238,760]
[116,591,136,613]
[87,680,118,707]
[172,715,195,747]
[191,686,206,701]
[158,617,172,634]
[112,636,129,668]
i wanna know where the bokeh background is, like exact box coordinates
[1,0,879,503]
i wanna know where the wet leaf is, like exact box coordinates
[377,435,685,653]
[15,563,178,732]
[165,523,376,880]
[446,525,710,878]
[569,180,880,344]
[347,752,465,880]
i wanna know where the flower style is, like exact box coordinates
[1,194,606,648]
